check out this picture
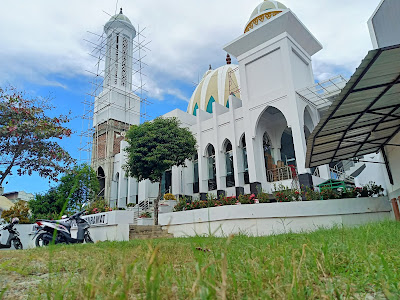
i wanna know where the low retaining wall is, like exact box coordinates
[159,197,393,237]
[2,211,134,250]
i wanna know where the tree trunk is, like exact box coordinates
[154,177,162,225]
[0,151,20,187]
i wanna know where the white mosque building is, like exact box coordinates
[93,1,381,207]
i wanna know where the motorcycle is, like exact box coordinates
[33,211,94,247]
[0,217,23,250]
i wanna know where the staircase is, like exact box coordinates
[132,198,155,225]
[129,225,173,240]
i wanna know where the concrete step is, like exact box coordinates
[130,233,173,240]
[130,226,165,233]
[129,225,173,240]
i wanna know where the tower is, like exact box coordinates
[224,0,322,191]
[92,9,141,203]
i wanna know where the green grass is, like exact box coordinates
[1,221,400,299]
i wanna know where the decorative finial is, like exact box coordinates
[226,54,231,65]
[209,64,212,70]
[120,8,123,14]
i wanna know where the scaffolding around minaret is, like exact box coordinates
[79,8,151,205]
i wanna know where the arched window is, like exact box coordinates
[193,154,199,193]
[224,140,235,187]
[206,144,217,190]
[241,135,250,184]
[206,96,215,114]
[193,103,199,116]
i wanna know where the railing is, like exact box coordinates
[132,197,156,225]
[266,166,297,182]
[329,168,355,183]
[313,167,320,177]
[297,75,347,110]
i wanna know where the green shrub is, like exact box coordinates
[273,184,301,202]
[139,212,152,218]
[303,186,321,201]
[320,188,339,200]
[85,198,112,215]
[360,181,384,197]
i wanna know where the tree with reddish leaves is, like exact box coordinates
[0,87,75,189]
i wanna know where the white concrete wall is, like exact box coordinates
[354,153,388,194]
[6,211,135,249]
[385,132,400,200]
[159,197,392,237]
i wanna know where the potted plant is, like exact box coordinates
[137,211,153,225]
[126,203,135,211]
[161,193,178,208]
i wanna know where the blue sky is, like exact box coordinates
[0,0,381,195]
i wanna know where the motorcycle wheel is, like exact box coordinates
[35,233,50,247]
[84,231,94,243]
[13,239,23,250]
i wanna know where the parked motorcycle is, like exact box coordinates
[33,211,93,247]
[0,217,23,250]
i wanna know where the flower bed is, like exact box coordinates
[174,193,270,212]
[85,198,113,215]
[173,182,385,212]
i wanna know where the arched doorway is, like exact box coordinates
[255,106,296,182]
[97,167,105,197]
[206,144,217,191]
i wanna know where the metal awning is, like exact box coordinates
[306,44,400,168]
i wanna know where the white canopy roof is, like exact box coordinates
[306,44,400,168]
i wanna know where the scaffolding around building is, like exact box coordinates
[228,66,241,97]
[78,9,151,199]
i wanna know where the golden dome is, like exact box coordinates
[187,65,240,116]
[245,1,288,33]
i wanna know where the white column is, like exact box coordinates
[288,115,310,175]
[318,165,331,180]
[228,98,242,187]
[171,166,180,195]
[246,133,265,183]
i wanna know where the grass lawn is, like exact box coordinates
[0,221,399,299]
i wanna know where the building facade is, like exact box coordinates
[93,1,384,207]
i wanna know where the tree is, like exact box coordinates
[124,117,197,225]
[29,187,64,220]
[57,163,100,211]
[1,200,30,224]
[0,87,75,188]
[29,164,100,218]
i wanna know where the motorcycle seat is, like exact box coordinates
[37,219,72,229]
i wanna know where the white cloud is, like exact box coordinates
[0,0,381,100]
